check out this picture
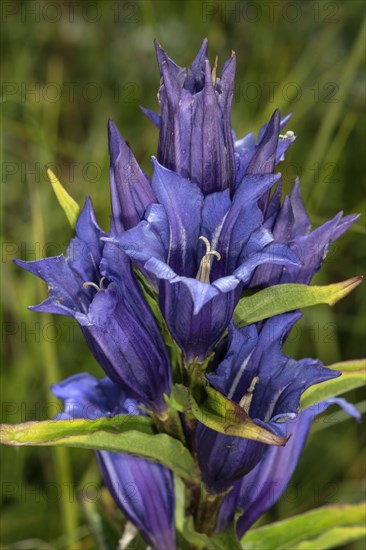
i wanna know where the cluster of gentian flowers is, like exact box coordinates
[15,39,360,549]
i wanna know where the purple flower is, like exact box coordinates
[15,198,171,413]
[110,158,300,362]
[234,112,295,188]
[108,118,156,232]
[52,373,176,550]
[250,178,360,287]
[195,313,340,494]
[217,398,360,537]
[143,38,236,195]
[192,155,359,496]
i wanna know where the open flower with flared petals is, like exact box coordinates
[108,157,301,362]
[195,313,340,494]
[15,198,171,413]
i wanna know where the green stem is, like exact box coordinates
[152,407,186,444]
[195,484,227,536]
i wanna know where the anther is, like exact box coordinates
[83,281,101,292]
[196,236,221,284]
[83,277,107,292]
[239,376,259,414]
[279,130,295,139]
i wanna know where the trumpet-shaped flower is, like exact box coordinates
[52,373,176,550]
[104,42,308,362]
[110,157,301,362]
[15,198,171,413]
[195,313,340,493]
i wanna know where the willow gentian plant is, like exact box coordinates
[2,39,364,550]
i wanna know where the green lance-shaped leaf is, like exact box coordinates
[194,385,288,446]
[234,277,363,327]
[293,527,366,550]
[0,416,195,481]
[0,415,154,442]
[47,168,80,228]
[242,502,366,550]
[169,384,288,447]
[300,359,366,410]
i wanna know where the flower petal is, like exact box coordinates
[67,196,107,285]
[152,158,203,275]
[217,173,282,274]
[96,451,175,550]
[200,58,230,194]
[108,119,155,231]
[250,181,359,288]
[14,197,105,317]
[14,255,84,317]
[200,189,231,251]
[75,283,171,413]
[185,37,208,92]
[246,109,280,175]
[234,112,293,189]
[112,220,167,263]
[159,280,238,362]
[51,372,130,419]
[233,242,301,284]
[196,420,286,494]
[217,398,360,536]
[140,106,161,128]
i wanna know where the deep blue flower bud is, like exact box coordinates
[52,373,176,550]
[234,112,295,184]
[151,39,236,195]
[15,198,171,413]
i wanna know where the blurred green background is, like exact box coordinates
[1,0,365,548]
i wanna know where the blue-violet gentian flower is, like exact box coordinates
[52,373,175,549]
[15,199,171,413]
